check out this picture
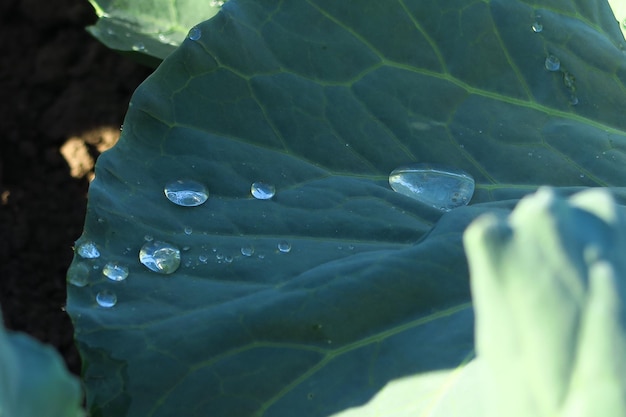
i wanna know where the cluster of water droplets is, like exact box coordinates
[70,241,131,308]
[532,11,579,105]
[70,176,294,308]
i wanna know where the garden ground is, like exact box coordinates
[0,0,152,374]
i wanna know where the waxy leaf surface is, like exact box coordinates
[67,0,626,416]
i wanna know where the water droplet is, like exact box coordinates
[241,245,255,257]
[224,255,233,263]
[139,241,181,274]
[569,95,579,105]
[164,180,209,207]
[251,182,276,200]
[216,252,224,260]
[76,241,100,259]
[68,262,90,287]
[199,254,208,263]
[545,54,560,71]
[96,290,117,308]
[278,240,292,253]
[184,226,193,235]
[131,42,145,51]
[144,234,153,242]
[188,26,202,41]
[532,21,543,32]
[388,163,475,212]
[103,262,129,282]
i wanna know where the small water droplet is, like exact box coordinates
[278,240,292,253]
[68,262,90,287]
[199,254,208,263]
[224,255,233,263]
[131,42,145,51]
[388,163,475,212]
[164,180,209,207]
[241,245,255,257]
[257,253,266,259]
[144,234,154,242]
[96,290,117,308]
[216,252,224,260]
[139,241,181,274]
[188,26,202,41]
[251,182,276,200]
[569,95,579,105]
[531,22,543,32]
[103,262,129,282]
[579,174,585,178]
[184,226,193,235]
[545,54,560,71]
[76,241,100,259]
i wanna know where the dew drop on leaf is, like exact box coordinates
[388,163,475,212]
[76,241,100,259]
[139,241,181,274]
[188,26,202,41]
[531,22,543,32]
[278,240,292,253]
[103,262,129,282]
[241,245,255,257]
[251,182,276,200]
[164,179,209,207]
[68,262,90,287]
[545,54,560,71]
[96,290,117,308]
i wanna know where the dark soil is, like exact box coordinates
[0,0,152,374]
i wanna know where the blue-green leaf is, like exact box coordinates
[85,0,225,61]
[67,0,626,416]
[464,187,626,417]
[0,310,84,417]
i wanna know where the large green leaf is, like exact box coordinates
[465,187,626,417]
[86,0,225,61]
[67,0,626,416]
[0,310,84,417]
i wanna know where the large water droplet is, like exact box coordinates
[164,180,208,207]
[241,245,255,257]
[388,163,475,211]
[96,290,117,308]
[251,182,276,200]
[139,241,181,274]
[103,262,129,281]
[68,262,90,287]
[278,240,292,253]
[188,26,202,41]
[76,241,100,259]
[545,54,560,71]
